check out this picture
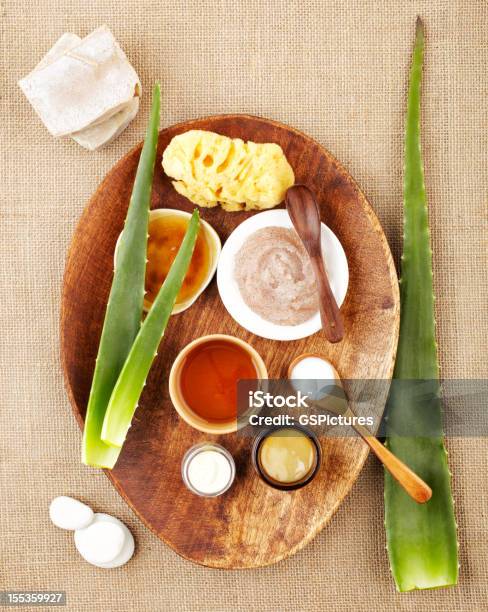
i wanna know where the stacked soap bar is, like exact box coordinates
[18,26,141,150]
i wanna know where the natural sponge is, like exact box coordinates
[162,130,295,212]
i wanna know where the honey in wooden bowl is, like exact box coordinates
[114,208,221,314]
[180,338,256,422]
[169,334,268,434]
[145,213,209,306]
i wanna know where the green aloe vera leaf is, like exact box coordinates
[101,209,200,449]
[384,19,458,592]
[82,84,161,468]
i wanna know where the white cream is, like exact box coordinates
[290,356,338,381]
[183,445,235,496]
[289,356,340,400]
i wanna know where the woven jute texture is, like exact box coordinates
[1,1,487,610]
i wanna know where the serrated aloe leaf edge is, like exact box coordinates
[384,19,459,592]
[82,84,161,468]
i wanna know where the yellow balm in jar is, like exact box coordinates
[253,427,321,490]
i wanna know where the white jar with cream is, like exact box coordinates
[181,443,236,497]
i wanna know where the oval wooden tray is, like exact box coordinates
[61,115,399,569]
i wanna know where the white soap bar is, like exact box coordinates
[18,25,140,137]
[74,513,135,569]
[49,496,94,531]
[72,96,140,150]
[34,33,82,71]
[32,32,139,150]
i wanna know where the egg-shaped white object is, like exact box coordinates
[49,496,94,531]
[74,513,135,569]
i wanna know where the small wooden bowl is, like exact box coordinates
[168,333,268,434]
[114,208,222,314]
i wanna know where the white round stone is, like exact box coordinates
[74,513,135,569]
[49,496,94,531]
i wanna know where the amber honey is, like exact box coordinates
[145,214,210,305]
[179,339,257,423]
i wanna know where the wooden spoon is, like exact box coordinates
[288,355,432,504]
[285,185,344,343]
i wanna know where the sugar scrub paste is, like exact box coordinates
[234,227,318,326]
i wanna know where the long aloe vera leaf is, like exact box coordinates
[82,84,161,468]
[384,19,458,591]
[101,209,200,448]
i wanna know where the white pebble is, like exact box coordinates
[74,513,134,568]
[49,496,94,531]
[75,520,124,564]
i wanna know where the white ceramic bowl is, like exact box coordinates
[115,208,221,314]
[216,209,349,341]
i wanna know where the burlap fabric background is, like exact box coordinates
[1,1,487,610]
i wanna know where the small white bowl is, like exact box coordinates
[216,209,349,341]
[115,208,221,314]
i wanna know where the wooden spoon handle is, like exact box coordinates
[350,414,432,504]
[310,253,344,343]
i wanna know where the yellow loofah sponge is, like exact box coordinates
[162,130,295,212]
